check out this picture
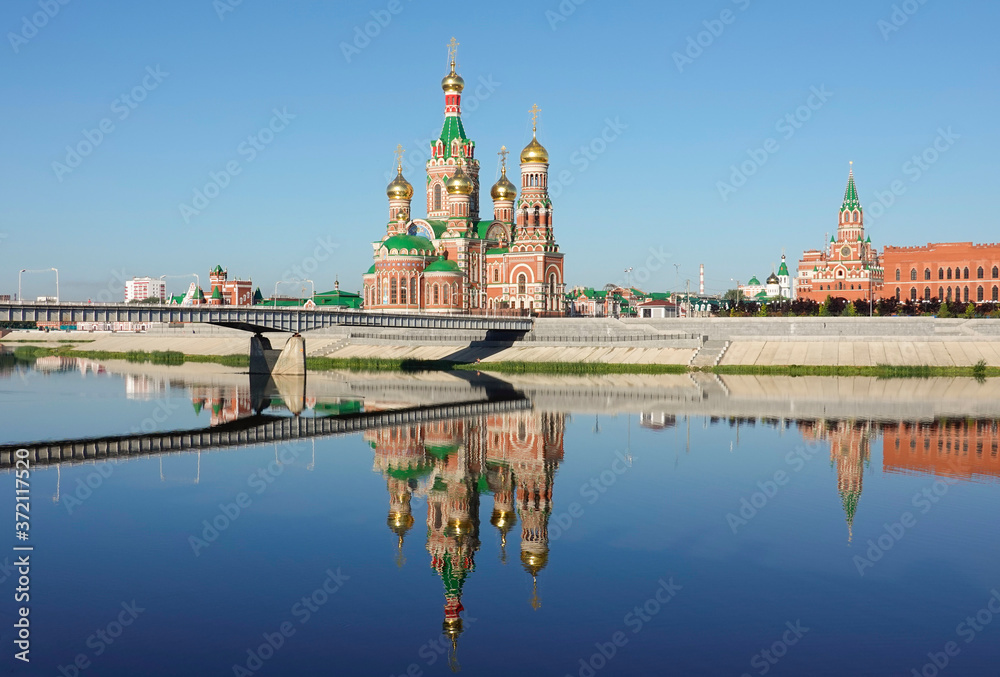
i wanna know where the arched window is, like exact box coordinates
[854,211,860,223]
[895,287,900,301]
[947,269,952,280]
[549,274,556,297]
[938,287,944,300]
[978,267,984,279]
[923,288,930,301]
[911,288,918,302]
[518,273,526,295]
[390,277,397,304]
[946,287,952,301]
[978,286,984,302]
[493,268,499,282]
[895,269,900,281]
[994,286,999,302]
[442,284,449,304]
[994,266,999,279]
[433,284,439,305]
[433,184,442,211]
[964,286,970,302]
[533,206,540,225]
[410,277,416,305]
[938,268,944,280]
[910,269,917,281]
[954,267,961,279]
[924,269,931,280]
[964,267,970,280]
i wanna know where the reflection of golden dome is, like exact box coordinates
[386,168,413,200]
[520,134,549,164]
[520,549,549,576]
[387,511,414,537]
[490,508,516,532]
[449,516,474,537]
[490,168,517,201]
[442,67,465,94]
[446,165,474,195]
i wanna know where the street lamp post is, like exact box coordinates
[18,268,58,302]
[274,279,315,307]
[159,273,199,303]
[624,267,633,289]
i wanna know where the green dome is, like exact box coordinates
[366,264,376,275]
[747,276,761,286]
[380,234,435,256]
[424,257,462,274]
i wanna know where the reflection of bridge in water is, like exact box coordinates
[0,376,530,470]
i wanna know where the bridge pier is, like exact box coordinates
[249,333,305,376]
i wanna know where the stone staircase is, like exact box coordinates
[690,340,730,368]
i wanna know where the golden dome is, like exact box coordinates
[441,66,465,94]
[386,167,413,200]
[387,511,414,537]
[520,549,549,576]
[446,164,474,195]
[448,516,475,537]
[490,168,517,201]
[520,133,549,164]
[490,508,516,531]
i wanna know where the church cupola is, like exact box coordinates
[490,146,517,223]
[517,104,553,246]
[386,145,413,230]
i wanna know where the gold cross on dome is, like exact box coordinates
[498,145,509,170]
[447,37,459,66]
[394,144,405,170]
[529,104,541,132]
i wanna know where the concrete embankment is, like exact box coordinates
[4,316,1000,368]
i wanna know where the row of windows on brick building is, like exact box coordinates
[897,265,1000,281]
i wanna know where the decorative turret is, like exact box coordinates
[837,162,864,242]
[490,146,517,223]
[427,37,479,220]
[446,160,474,230]
[516,104,553,248]
[386,145,413,230]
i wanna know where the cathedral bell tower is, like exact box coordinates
[515,105,554,250]
[385,145,413,235]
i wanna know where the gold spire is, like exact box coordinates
[530,576,541,611]
[386,146,414,200]
[520,104,549,164]
[441,37,464,93]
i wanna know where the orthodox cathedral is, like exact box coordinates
[362,40,565,314]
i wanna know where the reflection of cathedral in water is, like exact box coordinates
[368,410,565,664]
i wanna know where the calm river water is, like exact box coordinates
[1,355,999,676]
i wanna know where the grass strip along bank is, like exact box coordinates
[6,345,997,379]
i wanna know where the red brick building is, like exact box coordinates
[881,242,1000,304]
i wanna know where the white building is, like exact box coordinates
[124,277,166,303]
[739,254,794,302]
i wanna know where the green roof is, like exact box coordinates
[252,288,263,303]
[425,220,449,239]
[211,286,222,299]
[426,443,460,460]
[211,265,224,274]
[194,287,205,301]
[648,292,671,301]
[437,116,472,160]
[841,168,861,212]
[314,290,362,309]
[747,276,761,286]
[366,264,376,275]
[424,257,462,274]
[486,247,509,255]
[380,234,435,255]
[777,260,789,276]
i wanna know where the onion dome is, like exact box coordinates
[520,133,549,164]
[766,272,779,284]
[387,511,414,538]
[521,549,549,576]
[386,167,414,200]
[490,167,517,201]
[442,65,465,94]
[446,164,474,195]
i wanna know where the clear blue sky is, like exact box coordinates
[2,0,997,300]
